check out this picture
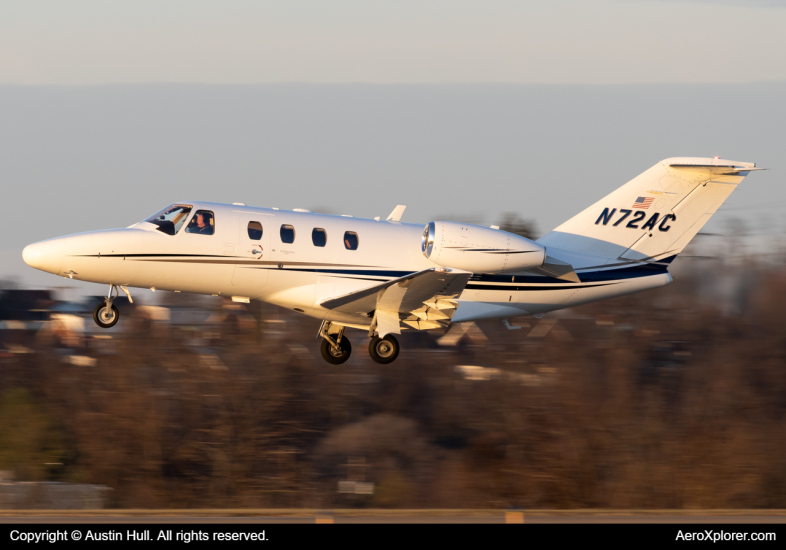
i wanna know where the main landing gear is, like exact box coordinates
[318,321,352,364]
[368,334,399,364]
[317,321,401,365]
[93,284,132,329]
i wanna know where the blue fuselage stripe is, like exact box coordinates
[280,262,670,287]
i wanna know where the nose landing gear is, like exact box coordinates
[93,284,132,329]
[93,302,119,328]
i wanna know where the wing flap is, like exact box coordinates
[319,268,432,313]
[320,268,471,335]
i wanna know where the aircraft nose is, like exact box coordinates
[22,239,64,275]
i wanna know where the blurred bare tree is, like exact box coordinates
[0,389,67,481]
[1,258,786,509]
[496,212,537,240]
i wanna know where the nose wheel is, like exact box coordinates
[92,284,132,329]
[93,302,120,328]
[368,334,399,364]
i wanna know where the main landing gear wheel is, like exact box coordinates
[93,302,119,328]
[320,336,352,365]
[368,334,399,364]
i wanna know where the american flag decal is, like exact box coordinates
[633,196,654,209]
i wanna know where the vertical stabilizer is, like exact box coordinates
[537,157,761,263]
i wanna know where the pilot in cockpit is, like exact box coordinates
[186,211,214,235]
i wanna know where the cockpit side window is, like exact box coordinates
[145,205,193,235]
[185,210,215,235]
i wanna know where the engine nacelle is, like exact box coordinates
[421,221,546,273]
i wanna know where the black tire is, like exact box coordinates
[320,336,352,365]
[368,334,400,364]
[93,302,120,328]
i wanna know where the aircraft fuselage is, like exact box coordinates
[23,201,670,329]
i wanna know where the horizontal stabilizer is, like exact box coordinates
[669,163,765,175]
[522,255,580,283]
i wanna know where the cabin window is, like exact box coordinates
[312,228,327,247]
[343,231,359,250]
[247,221,263,240]
[145,204,192,235]
[185,210,215,235]
[280,225,295,244]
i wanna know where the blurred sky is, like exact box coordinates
[2,0,785,85]
[1,0,784,293]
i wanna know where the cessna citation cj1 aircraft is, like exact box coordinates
[23,157,761,365]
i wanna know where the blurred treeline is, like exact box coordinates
[1,252,786,509]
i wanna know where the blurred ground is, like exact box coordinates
[2,510,786,524]
[1,240,786,510]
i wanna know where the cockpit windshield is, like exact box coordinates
[145,205,193,235]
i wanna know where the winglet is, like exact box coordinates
[386,205,406,222]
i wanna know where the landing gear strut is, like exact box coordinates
[93,284,132,329]
[318,321,352,364]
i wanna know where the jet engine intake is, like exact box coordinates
[422,221,546,273]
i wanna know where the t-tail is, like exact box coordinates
[537,157,762,274]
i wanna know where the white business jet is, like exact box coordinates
[23,157,761,364]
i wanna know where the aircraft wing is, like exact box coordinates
[319,268,471,336]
